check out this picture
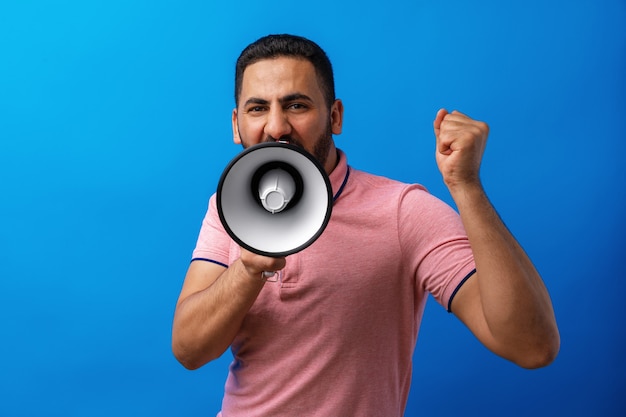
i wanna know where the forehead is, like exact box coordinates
[240,57,323,101]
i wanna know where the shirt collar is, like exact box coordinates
[329,149,350,202]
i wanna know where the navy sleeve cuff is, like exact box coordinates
[190,258,228,268]
[447,268,477,313]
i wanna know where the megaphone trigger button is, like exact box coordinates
[262,271,276,280]
[262,270,283,284]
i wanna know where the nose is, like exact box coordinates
[264,108,292,141]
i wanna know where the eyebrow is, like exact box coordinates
[280,93,313,104]
[243,93,314,108]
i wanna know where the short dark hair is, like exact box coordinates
[234,34,336,109]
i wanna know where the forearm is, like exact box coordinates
[172,259,265,369]
[450,181,560,365]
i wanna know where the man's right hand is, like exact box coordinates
[172,250,286,369]
[239,248,286,281]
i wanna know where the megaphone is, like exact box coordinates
[217,142,333,257]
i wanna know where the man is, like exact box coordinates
[172,34,559,416]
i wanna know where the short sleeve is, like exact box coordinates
[191,193,232,267]
[398,185,476,310]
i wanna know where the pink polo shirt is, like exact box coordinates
[192,150,476,416]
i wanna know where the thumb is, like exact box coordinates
[433,108,448,137]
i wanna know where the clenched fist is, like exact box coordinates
[433,109,489,190]
[239,247,286,281]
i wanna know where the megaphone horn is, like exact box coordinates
[217,142,333,257]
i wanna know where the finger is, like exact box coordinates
[437,131,453,155]
[240,248,286,274]
[257,256,286,273]
[433,108,448,134]
[442,115,490,143]
[436,126,454,155]
[444,110,482,127]
[440,113,483,138]
[270,256,287,271]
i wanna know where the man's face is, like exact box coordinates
[232,57,343,174]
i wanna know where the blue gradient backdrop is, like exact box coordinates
[1,1,624,416]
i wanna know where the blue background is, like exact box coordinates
[1,1,624,416]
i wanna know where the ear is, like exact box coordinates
[232,108,241,144]
[330,99,344,135]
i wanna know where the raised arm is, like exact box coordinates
[433,109,560,368]
[172,250,285,369]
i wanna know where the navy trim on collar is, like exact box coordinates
[333,166,351,203]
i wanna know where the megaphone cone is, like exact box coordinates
[217,142,333,257]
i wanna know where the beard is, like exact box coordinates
[239,121,334,169]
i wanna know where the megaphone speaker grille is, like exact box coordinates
[217,142,333,257]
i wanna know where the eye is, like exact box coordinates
[287,103,308,111]
[246,105,267,114]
